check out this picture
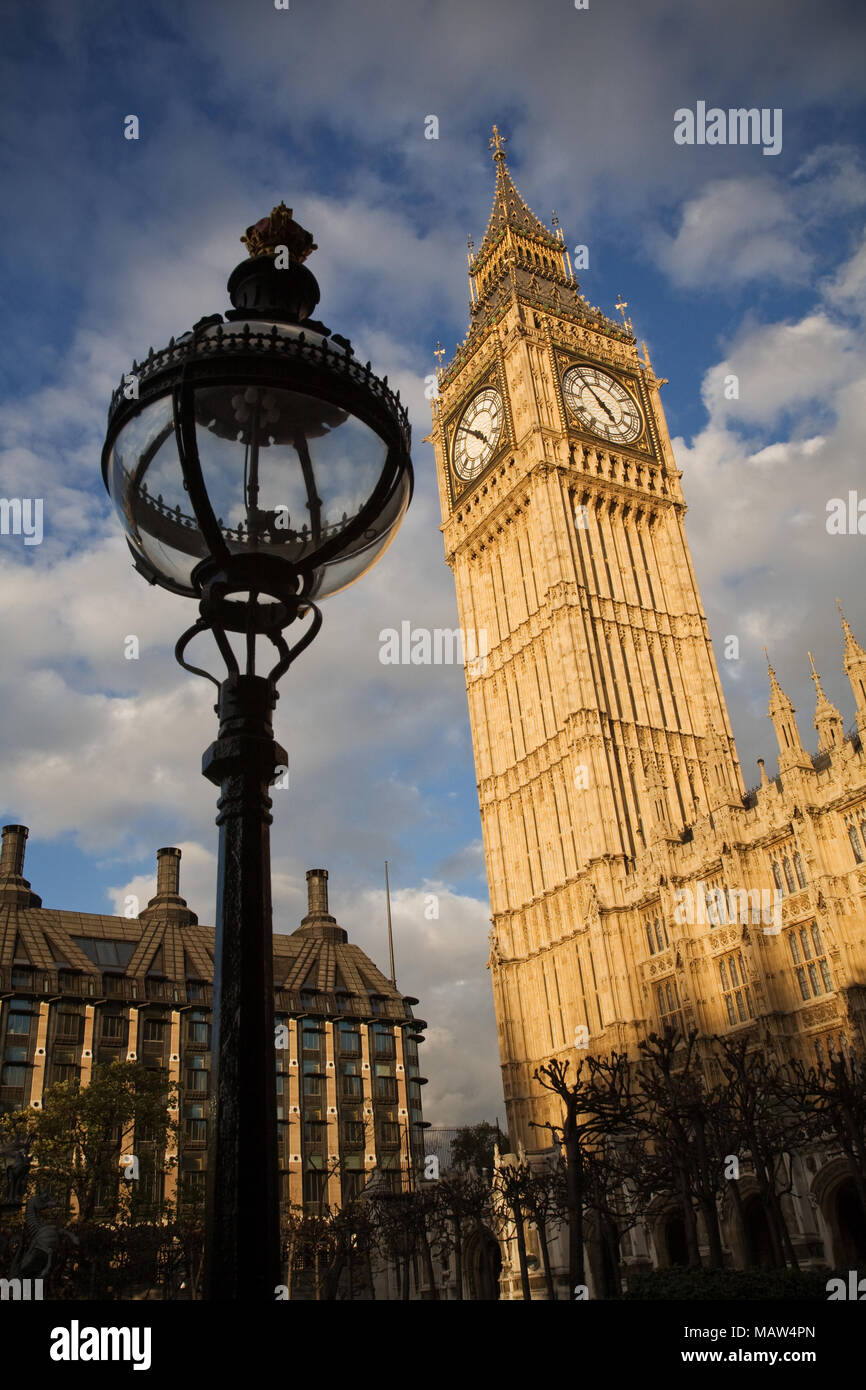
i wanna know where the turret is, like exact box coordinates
[809,651,844,752]
[839,600,866,742]
[765,651,812,773]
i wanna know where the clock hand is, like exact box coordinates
[457,424,490,443]
[587,387,616,422]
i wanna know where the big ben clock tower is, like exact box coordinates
[432,130,866,1162]
[430,128,747,1146]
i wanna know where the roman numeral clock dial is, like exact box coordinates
[451,386,503,482]
[562,364,642,445]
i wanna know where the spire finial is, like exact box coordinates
[433,340,445,369]
[489,124,508,164]
[838,597,854,640]
[808,650,822,689]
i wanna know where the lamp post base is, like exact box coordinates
[201,673,285,1302]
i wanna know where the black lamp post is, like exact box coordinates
[100,203,412,1301]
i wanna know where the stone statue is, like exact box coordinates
[9,1189,78,1282]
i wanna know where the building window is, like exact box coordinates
[303,1060,323,1098]
[186,1069,208,1092]
[718,951,755,1025]
[303,1165,327,1208]
[645,917,669,956]
[101,1014,125,1040]
[142,1018,165,1043]
[379,1121,402,1147]
[783,857,797,894]
[186,981,206,1003]
[772,860,784,892]
[794,853,807,890]
[6,1004,31,1035]
[847,821,864,864]
[372,1023,396,1059]
[184,1103,207,1143]
[303,1118,326,1145]
[10,968,33,990]
[789,924,832,1001]
[338,1022,361,1056]
[187,1012,211,1047]
[1,1064,27,1087]
[654,978,682,1031]
[73,938,136,968]
[374,1075,398,1103]
[181,1170,206,1202]
[341,1073,363,1100]
[55,1010,83,1042]
[342,1119,365,1146]
[302,1023,323,1053]
[342,1166,365,1203]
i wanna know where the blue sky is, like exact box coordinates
[1,0,865,1123]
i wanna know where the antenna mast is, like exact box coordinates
[384,860,396,986]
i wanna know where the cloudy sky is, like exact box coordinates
[1,0,864,1125]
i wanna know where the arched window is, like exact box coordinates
[794,852,807,889]
[654,919,664,953]
[848,823,864,864]
[783,857,796,894]
[772,861,784,892]
[646,923,655,956]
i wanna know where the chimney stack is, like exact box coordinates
[295,867,346,942]
[0,825,42,907]
[306,868,329,917]
[0,825,28,878]
[156,846,182,898]
[138,844,197,926]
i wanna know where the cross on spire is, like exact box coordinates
[433,340,445,368]
[489,124,508,163]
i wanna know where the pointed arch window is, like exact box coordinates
[788,924,832,1000]
[772,861,784,892]
[848,822,864,864]
[718,950,755,1026]
[783,857,796,894]
[794,852,807,890]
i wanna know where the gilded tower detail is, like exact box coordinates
[431,130,866,1151]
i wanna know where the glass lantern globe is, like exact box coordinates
[101,210,412,615]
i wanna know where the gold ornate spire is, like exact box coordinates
[489,124,508,163]
[471,125,566,273]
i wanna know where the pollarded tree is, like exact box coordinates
[492,1161,534,1299]
[712,1036,803,1268]
[789,1047,866,1218]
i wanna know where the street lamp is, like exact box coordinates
[100,203,412,1301]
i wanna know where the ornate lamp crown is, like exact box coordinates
[241,202,318,262]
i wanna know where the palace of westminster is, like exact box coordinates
[2,129,866,1296]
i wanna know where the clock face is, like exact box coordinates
[452,386,504,481]
[562,364,642,444]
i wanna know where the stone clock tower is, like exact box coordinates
[430,129,866,1157]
